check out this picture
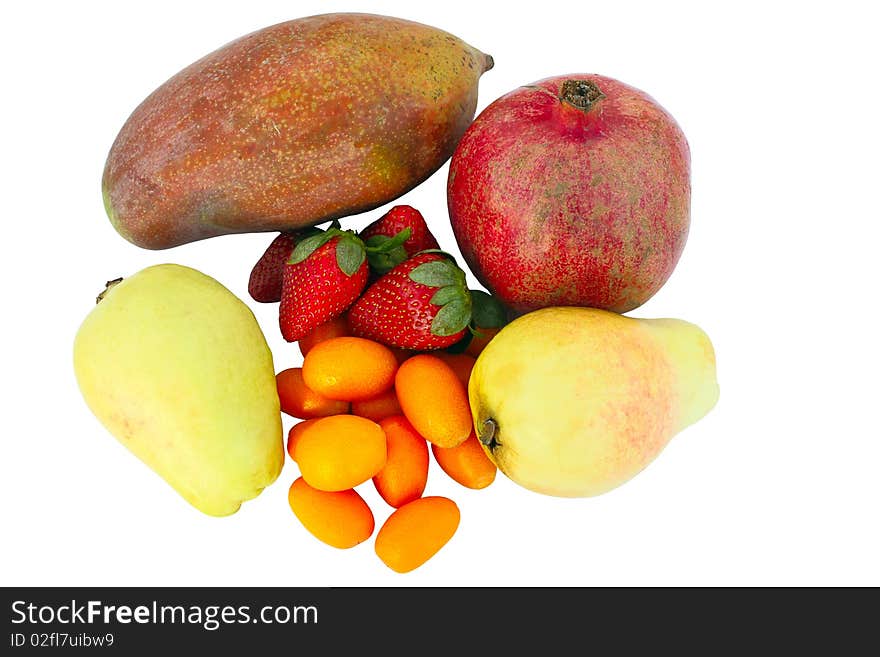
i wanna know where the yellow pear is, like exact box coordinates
[468,306,719,497]
[73,264,284,516]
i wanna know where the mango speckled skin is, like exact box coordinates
[448,74,690,314]
[468,307,719,498]
[103,13,493,249]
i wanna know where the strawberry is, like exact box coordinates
[445,289,510,354]
[278,230,370,343]
[347,252,473,350]
[248,232,303,303]
[360,205,441,275]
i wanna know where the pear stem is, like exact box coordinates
[96,277,123,304]
[478,418,499,450]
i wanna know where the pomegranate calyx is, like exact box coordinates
[560,79,605,112]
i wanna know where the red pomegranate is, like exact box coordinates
[447,74,691,314]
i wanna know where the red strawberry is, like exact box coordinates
[360,205,441,275]
[279,230,370,343]
[347,252,473,350]
[248,232,300,303]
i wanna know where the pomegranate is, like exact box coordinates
[447,74,691,314]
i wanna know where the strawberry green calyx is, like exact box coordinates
[444,289,508,352]
[290,226,416,277]
[409,258,473,337]
[335,236,367,276]
[470,289,508,329]
[363,228,412,274]
[289,228,366,276]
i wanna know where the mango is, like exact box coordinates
[73,264,284,516]
[102,13,494,249]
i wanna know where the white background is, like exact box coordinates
[2,0,878,587]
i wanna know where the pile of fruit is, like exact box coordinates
[74,12,720,575]
[250,203,505,570]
